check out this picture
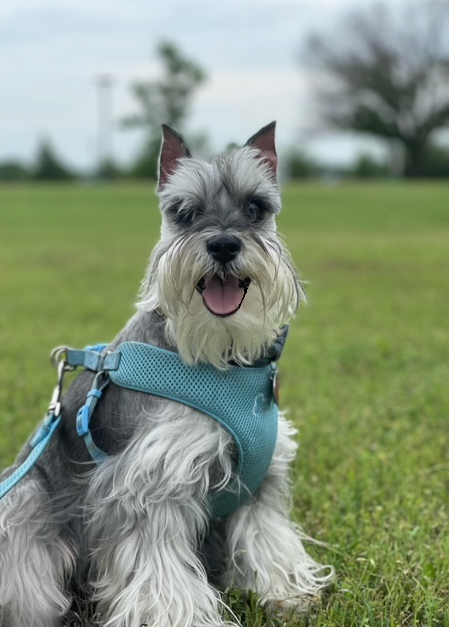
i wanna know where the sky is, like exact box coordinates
[0,0,402,172]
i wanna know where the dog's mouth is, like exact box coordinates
[196,275,251,317]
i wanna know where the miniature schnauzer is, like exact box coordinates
[0,122,333,627]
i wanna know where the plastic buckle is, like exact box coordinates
[76,404,91,437]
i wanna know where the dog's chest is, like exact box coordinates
[87,341,279,519]
[110,342,279,518]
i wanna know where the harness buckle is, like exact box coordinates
[76,405,90,437]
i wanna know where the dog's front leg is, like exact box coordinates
[85,410,236,627]
[0,477,75,627]
[223,414,334,614]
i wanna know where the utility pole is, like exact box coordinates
[96,73,114,177]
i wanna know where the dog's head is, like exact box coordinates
[138,123,303,369]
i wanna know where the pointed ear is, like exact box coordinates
[158,125,192,190]
[244,121,277,178]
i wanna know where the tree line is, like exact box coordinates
[1,1,449,182]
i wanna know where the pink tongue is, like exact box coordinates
[202,275,245,315]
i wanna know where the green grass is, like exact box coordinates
[0,182,448,626]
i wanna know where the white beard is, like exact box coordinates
[138,226,303,369]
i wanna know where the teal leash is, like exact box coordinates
[0,414,61,500]
[0,358,69,500]
[0,345,110,500]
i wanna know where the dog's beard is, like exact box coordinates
[138,230,303,369]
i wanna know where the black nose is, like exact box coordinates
[206,235,242,264]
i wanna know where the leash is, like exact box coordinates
[0,355,69,499]
[0,344,111,500]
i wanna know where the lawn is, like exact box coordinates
[0,182,448,626]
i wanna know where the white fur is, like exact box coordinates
[223,415,334,611]
[82,404,334,626]
[0,481,75,627]
[138,227,302,369]
[85,402,238,627]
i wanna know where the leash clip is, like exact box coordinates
[29,360,68,449]
[47,359,70,418]
[47,345,78,417]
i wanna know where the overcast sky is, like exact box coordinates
[0,0,403,172]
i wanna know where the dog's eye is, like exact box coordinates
[168,201,201,227]
[246,198,267,224]
[176,208,197,227]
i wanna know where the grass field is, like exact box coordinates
[0,182,448,626]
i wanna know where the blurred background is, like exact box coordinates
[1,2,449,625]
[1,0,449,182]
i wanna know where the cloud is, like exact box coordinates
[0,0,406,167]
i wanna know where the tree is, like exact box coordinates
[0,161,29,182]
[349,153,390,179]
[283,149,318,179]
[306,1,449,177]
[33,139,75,181]
[420,143,449,177]
[123,41,206,178]
[95,158,125,181]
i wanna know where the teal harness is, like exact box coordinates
[0,334,286,518]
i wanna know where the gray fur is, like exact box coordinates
[0,125,333,627]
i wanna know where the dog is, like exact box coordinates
[0,122,333,627]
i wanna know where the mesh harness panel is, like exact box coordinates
[108,342,279,518]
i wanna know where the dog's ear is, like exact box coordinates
[158,125,192,190]
[245,121,277,178]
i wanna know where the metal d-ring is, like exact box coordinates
[50,346,75,371]
[50,345,68,369]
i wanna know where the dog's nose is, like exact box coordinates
[206,235,242,264]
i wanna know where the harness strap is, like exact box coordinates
[76,373,110,464]
[65,345,120,372]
